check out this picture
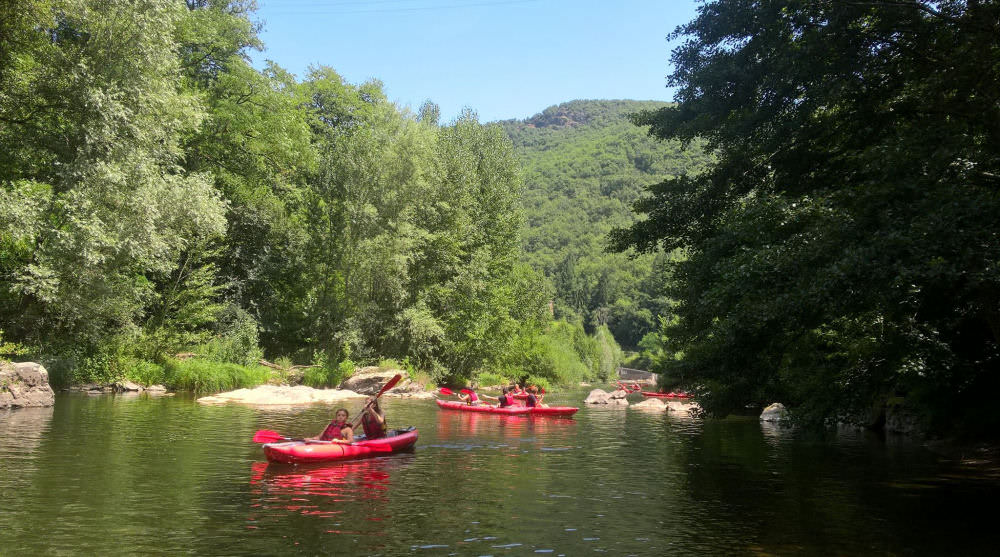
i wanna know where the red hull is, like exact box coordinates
[263,428,418,464]
[435,399,578,416]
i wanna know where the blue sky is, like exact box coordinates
[251,0,700,122]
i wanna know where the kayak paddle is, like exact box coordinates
[438,387,455,396]
[253,429,304,443]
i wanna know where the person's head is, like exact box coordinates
[528,385,538,394]
[501,386,509,394]
[334,408,349,422]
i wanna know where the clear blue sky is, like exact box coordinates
[251,0,700,122]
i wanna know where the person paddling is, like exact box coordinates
[458,389,481,406]
[359,397,387,440]
[489,386,515,408]
[314,408,354,443]
[524,385,547,408]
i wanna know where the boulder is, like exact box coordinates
[760,403,789,423]
[1,361,55,409]
[631,398,667,412]
[339,367,421,396]
[583,388,629,406]
[663,400,703,417]
[146,384,167,393]
[584,389,611,404]
[113,380,143,392]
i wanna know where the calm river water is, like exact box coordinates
[1,388,998,555]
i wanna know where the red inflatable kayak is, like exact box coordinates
[435,399,578,416]
[640,391,693,399]
[263,427,418,464]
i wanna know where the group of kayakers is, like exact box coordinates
[312,384,548,444]
[465,384,546,408]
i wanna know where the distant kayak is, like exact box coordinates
[640,392,693,399]
[435,399,579,416]
[263,427,418,464]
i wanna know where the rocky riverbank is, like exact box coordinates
[1,361,55,409]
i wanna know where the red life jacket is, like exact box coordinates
[361,411,386,439]
[319,420,350,441]
[498,394,513,407]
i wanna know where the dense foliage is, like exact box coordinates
[0,0,616,389]
[612,0,1000,434]
[500,100,709,348]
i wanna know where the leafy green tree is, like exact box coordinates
[0,1,226,366]
[612,0,1000,434]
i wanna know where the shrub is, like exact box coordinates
[123,359,166,386]
[473,371,507,389]
[162,358,271,393]
[303,358,355,388]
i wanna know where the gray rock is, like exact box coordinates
[1,361,55,409]
[760,402,789,423]
[146,384,167,393]
[113,380,143,392]
[583,388,629,406]
[583,388,611,404]
[631,398,667,412]
[339,367,418,396]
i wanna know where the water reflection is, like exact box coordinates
[0,406,54,455]
[248,456,413,533]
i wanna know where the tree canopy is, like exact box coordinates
[612,0,1000,434]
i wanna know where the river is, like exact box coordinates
[1,388,998,555]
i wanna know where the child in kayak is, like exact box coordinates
[315,408,354,443]
[458,389,481,405]
[487,386,515,408]
[524,386,547,408]
[359,397,387,440]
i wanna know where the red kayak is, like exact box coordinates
[263,427,418,464]
[640,391,693,399]
[435,399,578,416]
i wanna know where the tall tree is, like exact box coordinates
[612,0,1000,433]
[0,0,226,357]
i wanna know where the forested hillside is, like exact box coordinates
[500,100,710,349]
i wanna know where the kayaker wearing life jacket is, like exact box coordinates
[496,386,515,408]
[524,386,547,408]
[316,408,354,443]
[360,397,387,440]
[458,389,481,406]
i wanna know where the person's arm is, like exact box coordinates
[367,406,385,425]
[331,425,354,443]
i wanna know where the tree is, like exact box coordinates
[0,0,227,359]
[611,0,1000,433]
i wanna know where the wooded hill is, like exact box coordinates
[500,100,710,349]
